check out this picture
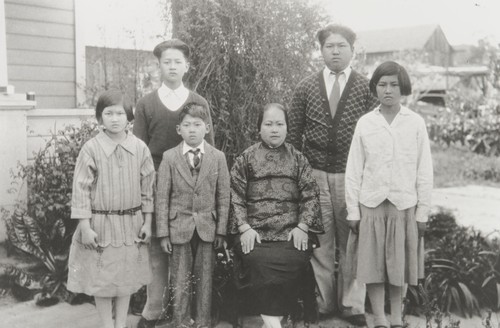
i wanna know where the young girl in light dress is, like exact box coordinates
[67,90,155,328]
[345,61,433,328]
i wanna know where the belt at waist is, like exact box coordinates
[91,205,142,216]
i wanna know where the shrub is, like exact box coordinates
[171,0,328,166]
[408,210,500,317]
[1,120,98,304]
[427,88,500,157]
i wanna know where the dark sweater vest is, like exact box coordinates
[133,90,214,170]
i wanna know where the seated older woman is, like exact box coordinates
[228,103,324,328]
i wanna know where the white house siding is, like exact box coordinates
[5,0,76,108]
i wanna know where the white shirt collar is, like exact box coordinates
[374,105,411,116]
[157,83,189,111]
[158,82,189,98]
[182,140,206,155]
[323,65,352,81]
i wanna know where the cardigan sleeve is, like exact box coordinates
[296,152,324,233]
[288,84,307,151]
[365,91,379,112]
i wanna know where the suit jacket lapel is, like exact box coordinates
[195,144,215,189]
[174,144,195,188]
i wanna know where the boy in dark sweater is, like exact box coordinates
[133,39,214,328]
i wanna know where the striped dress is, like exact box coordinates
[67,131,155,297]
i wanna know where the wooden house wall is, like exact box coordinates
[5,0,76,108]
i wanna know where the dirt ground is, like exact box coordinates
[1,300,498,328]
[432,185,500,237]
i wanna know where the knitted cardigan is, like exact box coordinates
[288,69,379,173]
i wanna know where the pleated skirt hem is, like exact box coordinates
[345,200,424,287]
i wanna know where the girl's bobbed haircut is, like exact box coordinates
[369,61,412,96]
[257,103,289,133]
[95,90,134,122]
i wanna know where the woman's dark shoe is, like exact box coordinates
[342,313,367,326]
[137,317,167,328]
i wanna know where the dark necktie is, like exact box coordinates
[189,148,200,168]
[329,72,342,118]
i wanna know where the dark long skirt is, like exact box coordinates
[233,239,312,316]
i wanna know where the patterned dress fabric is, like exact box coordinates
[229,142,323,240]
[229,141,323,316]
[67,131,155,297]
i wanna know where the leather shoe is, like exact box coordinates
[342,313,367,327]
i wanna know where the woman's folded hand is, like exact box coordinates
[289,227,309,251]
[240,228,261,254]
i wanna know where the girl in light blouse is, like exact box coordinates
[345,61,433,328]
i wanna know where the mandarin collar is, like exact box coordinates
[260,140,286,150]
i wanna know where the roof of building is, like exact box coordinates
[356,24,445,54]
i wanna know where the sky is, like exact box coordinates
[81,0,500,50]
[81,0,168,50]
[318,0,500,46]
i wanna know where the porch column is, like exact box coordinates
[1,0,8,86]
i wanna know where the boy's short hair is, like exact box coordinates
[257,103,289,133]
[95,90,133,122]
[178,102,210,124]
[369,61,412,96]
[153,39,190,60]
[317,24,356,49]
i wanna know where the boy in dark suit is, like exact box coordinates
[156,102,230,328]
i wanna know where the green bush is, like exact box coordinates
[408,210,500,317]
[427,89,500,157]
[172,0,327,166]
[1,120,98,304]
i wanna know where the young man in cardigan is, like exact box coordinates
[133,39,215,328]
[288,24,378,327]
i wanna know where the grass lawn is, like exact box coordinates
[432,142,500,188]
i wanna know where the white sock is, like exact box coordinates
[367,283,388,327]
[261,314,283,328]
[389,285,404,326]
